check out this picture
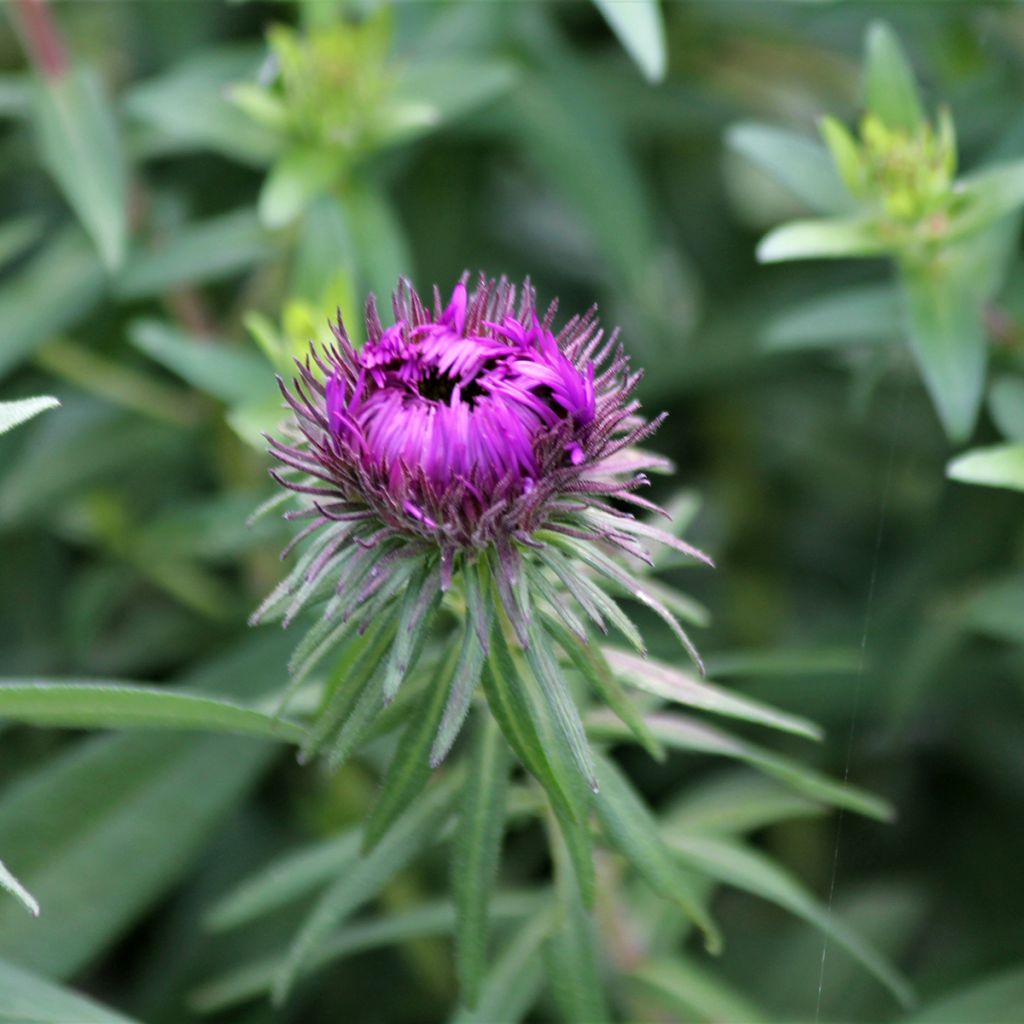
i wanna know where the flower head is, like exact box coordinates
[269,276,667,570]
[255,274,710,768]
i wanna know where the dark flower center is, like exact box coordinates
[415,366,487,407]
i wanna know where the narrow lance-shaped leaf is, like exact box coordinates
[0,634,292,978]
[481,608,578,825]
[363,644,460,851]
[524,619,598,793]
[0,957,138,1024]
[544,811,610,1024]
[670,834,914,1007]
[865,21,925,133]
[593,753,721,952]
[194,892,547,1014]
[603,647,823,741]
[542,532,703,672]
[947,443,1024,493]
[382,563,441,704]
[453,714,509,1009]
[0,682,304,743]
[589,710,893,821]
[727,121,853,214]
[627,958,771,1024]
[431,615,487,767]
[542,612,664,761]
[899,259,986,443]
[0,396,59,436]
[450,906,554,1024]
[0,858,39,918]
[302,608,399,763]
[900,966,1024,1024]
[206,830,361,933]
[757,217,888,264]
[493,602,597,904]
[33,66,128,270]
[273,770,463,1005]
[535,546,646,655]
[592,0,667,83]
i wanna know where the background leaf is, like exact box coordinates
[0,395,59,436]
[33,66,127,270]
[592,0,667,83]
[0,957,138,1023]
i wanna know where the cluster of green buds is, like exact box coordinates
[750,21,1024,444]
[230,13,394,160]
[821,107,956,227]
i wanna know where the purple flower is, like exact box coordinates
[256,274,710,766]
[269,275,667,558]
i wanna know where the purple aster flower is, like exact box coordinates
[254,274,710,771]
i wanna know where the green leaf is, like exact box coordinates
[431,617,487,767]
[303,609,399,764]
[953,159,1024,237]
[193,892,545,1013]
[453,714,509,1008]
[962,575,1024,645]
[864,22,925,133]
[273,771,462,1004]
[593,754,721,952]
[382,565,441,704]
[259,147,339,229]
[33,66,127,270]
[820,114,866,197]
[604,647,823,741]
[627,958,771,1024]
[0,395,59,436]
[901,966,1024,1024]
[703,647,861,678]
[589,711,893,821]
[592,0,667,83]
[482,618,578,825]
[727,122,852,214]
[206,830,360,932]
[449,908,553,1024]
[541,532,703,670]
[0,633,291,977]
[384,58,517,143]
[670,834,914,1007]
[663,771,826,837]
[123,46,281,166]
[0,682,303,742]
[128,319,275,405]
[900,261,986,442]
[363,649,456,851]
[763,283,900,352]
[0,227,105,380]
[0,214,45,268]
[0,858,39,918]
[947,443,1024,492]
[115,209,274,299]
[524,621,598,792]
[989,376,1024,442]
[544,820,610,1024]
[0,957,138,1023]
[543,614,664,761]
[757,217,887,263]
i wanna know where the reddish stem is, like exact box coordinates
[11,0,70,79]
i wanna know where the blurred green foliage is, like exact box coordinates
[0,1,1023,1022]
